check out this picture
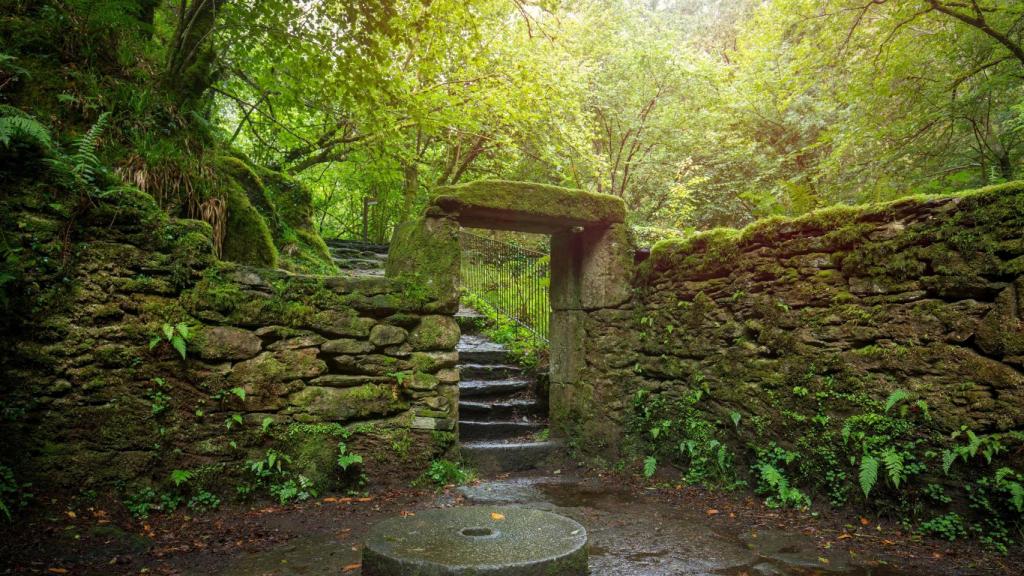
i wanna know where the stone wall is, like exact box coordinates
[566,183,1024,500]
[0,187,459,497]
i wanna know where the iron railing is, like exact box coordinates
[460,230,550,342]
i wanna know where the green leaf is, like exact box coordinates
[261,417,273,432]
[730,411,741,428]
[162,323,174,341]
[884,389,909,413]
[175,322,191,340]
[942,450,956,475]
[170,335,187,359]
[230,387,247,401]
[170,469,193,486]
[643,456,657,478]
[881,449,905,489]
[859,455,879,498]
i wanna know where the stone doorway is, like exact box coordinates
[385,180,633,441]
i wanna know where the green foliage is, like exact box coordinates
[858,455,879,499]
[169,469,193,487]
[247,449,318,505]
[0,464,32,521]
[462,292,545,367]
[187,491,220,513]
[628,388,740,488]
[149,322,192,360]
[415,460,475,489]
[919,512,967,542]
[336,442,363,471]
[0,105,52,150]
[642,456,657,479]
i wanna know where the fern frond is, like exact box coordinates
[0,114,52,150]
[884,389,910,413]
[859,455,879,498]
[881,449,905,489]
[942,450,957,475]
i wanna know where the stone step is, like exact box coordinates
[459,420,546,441]
[459,363,522,380]
[459,378,530,398]
[336,259,383,270]
[460,440,561,474]
[459,399,542,419]
[324,239,389,255]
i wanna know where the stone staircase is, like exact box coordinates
[456,308,560,474]
[324,239,388,275]
[322,242,559,473]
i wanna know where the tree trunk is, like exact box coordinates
[401,162,419,223]
[165,0,225,107]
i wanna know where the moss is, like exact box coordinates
[385,217,460,311]
[432,179,626,224]
[221,180,278,268]
[218,155,335,274]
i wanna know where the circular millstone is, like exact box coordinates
[362,505,588,576]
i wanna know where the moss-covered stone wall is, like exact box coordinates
[567,183,1024,525]
[0,183,458,501]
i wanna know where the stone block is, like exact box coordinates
[194,326,262,361]
[408,315,460,350]
[370,324,408,347]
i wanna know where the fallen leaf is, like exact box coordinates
[66,511,77,519]
[400,510,416,517]
[356,497,373,502]
[706,509,719,516]
[882,539,896,545]
[322,497,339,503]
[342,562,361,572]
[818,557,830,565]
[837,533,853,540]
[859,517,870,526]
[47,569,68,574]
[490,512,505,521]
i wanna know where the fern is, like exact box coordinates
[68,112,110,184]
[883,389,910,413]
[942,450,957,475]
[0,105,52,150]
[643,456,657,478]
[881,448,905,489]
[859,455,879,498]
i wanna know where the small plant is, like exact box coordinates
[0,464,31,521]
[187,491,220,513]
[918,512,967,541]
[336,442,363,471]
[148,377,171,416]
[415,460,475,489]
[149,322,192,360]
[533,428,550,442]
[169,469,193,487]
[643,456,658,478]
[754,462,811,509]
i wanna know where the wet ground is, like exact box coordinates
[6,468,1013,575]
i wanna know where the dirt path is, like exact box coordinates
[2,466,1020,575]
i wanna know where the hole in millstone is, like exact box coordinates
[460,526,496,538]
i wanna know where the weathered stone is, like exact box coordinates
[408,315,460,351]
[311,310,376,337]
[194,326,263,361]
[331,354,402,376]
[322,338,374,355]
[410,416,454,431]
[432,179,625,232]
[308,375,393,388]
[362,506,588,576]
[437,368,459,384]
[578,224,634,309]
[410,351,460,372]
[229,349,327,385]
[267,334,326,351]
[404,372,439,392]
[288,384,407,421]
[385,216,461,313]
[370,324,408,347]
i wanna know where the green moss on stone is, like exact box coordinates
[222,180,278,268]
[432,179,626,225]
